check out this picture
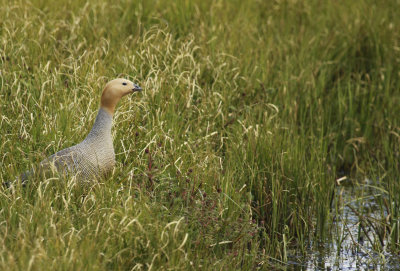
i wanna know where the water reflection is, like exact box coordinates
[288,178,400,270]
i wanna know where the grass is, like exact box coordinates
[0,0,400,269]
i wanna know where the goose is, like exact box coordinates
[8,78,142,186]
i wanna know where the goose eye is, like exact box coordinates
[122,82,127,86]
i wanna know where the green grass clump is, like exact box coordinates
[1,0,400,269]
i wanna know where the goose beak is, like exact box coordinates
[133,84,142,92]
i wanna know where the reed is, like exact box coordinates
[0,0,399,269]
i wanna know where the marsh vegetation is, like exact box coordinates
[0,0,400,270]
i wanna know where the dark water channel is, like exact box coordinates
[287,178,400,270]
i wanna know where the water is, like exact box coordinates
[288,178,400,271]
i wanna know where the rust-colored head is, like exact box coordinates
[100,78,142,115]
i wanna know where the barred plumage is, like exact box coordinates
[39,108,115,181]
[5,78,142,187]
